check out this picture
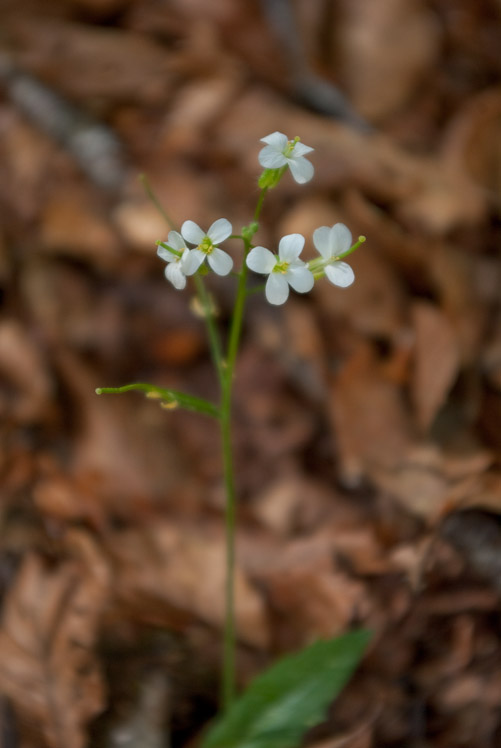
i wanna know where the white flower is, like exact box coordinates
[312,223,355,287]
[246,234,314,305]
[259,132,314,184]
[181,218,233,276]
[157,230,200,290]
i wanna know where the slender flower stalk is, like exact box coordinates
[100,139,366,720]
[219,188,266,710]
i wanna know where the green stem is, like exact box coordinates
[220,393,237,710]
[95,383,220,418]
[338,235,366,259]
[219,188,267,711]
[140,174,270,711]
[194,275,224,381]
[219,260,248,712]
[140,174,178,230]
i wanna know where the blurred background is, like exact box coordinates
[1,0,501,746]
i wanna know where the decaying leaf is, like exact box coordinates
[411,301,460,432]
[328,343,414,486]
[108,522,271,649]
[0,553,106,748]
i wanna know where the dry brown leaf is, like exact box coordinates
[370,442,493,523]
[0,320,53,423]
[249,475,334,536]
[0,111,60,222]
[157,74,245,157]
[33,469,109,529]
[370,446,453,522]
[427,245,486,364]
[443,87,501,210]
[108,522,271,649]
[112,199,171,252]
[328,343,414,486]
[257,536,369,650]
[308,721,374,748]
[6,17,175,105]
[54,350,187,512]
[40,186,120,268]
[411,302,460,432]
[0,553,106,748]
[337,0,440,122]
[316,243,408,341]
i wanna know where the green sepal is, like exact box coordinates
[156,240,182,258]
[202,629,371,748]
[95,383,220,418]
[258,167,286,190]
[242,222,259,242]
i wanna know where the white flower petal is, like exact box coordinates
[167,230,186,251]
[181,248,203,275]
[246,246,276,274]
[330,223,352,256]
[165,262,186,290]
[325,261,355,288]
[260,132,288,149]
[278,234,305,262]
[208,248,233,276]
[181,220,205,245]
[287,156,314,184]
[312,226,332,259]
[292,142,314,157]
[265,273,289,305]
[207,218,232,244]
[259,146,287,169]
[157,245,176,263]
[287,266,314,294]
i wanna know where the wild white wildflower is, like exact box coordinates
[312,223,355,287]
[246,233,314,305]
[258,132,314,184]
[157,230,200,290]
[181,218,234,276]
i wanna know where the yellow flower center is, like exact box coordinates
[199,237,214,254]
[274,260,290,274]
[283,136,300,157]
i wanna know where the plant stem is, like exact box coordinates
[220,390,237,710]
[193,275,224,381]
[219,188,267,711]
[219,262,248,712]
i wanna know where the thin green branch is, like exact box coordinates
[140,174,178,231]
[193,275,225,382]
[96,383,220,418]
[218,187,268,712]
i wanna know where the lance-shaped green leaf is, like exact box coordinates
[95,383,220,418]
[202,629,370,748]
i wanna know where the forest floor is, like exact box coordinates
[1,1,501,746]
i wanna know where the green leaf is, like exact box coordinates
[95,383,220,418]
[202,629,370,748]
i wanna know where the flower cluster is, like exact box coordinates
[246,223,356,305]
[158,218,233,289]
[157,132,363,304]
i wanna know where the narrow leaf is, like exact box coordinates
[202,630,370,748]
[95,383,220,418]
